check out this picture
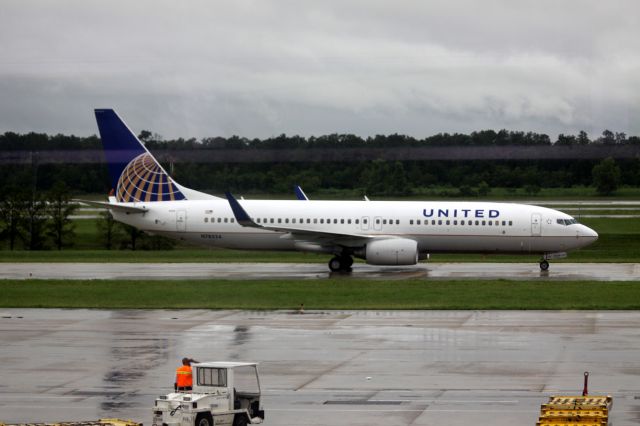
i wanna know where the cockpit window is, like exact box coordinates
[557,218,579,226]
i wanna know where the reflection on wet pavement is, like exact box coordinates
[2,309,640,425]
[2,262,639,281]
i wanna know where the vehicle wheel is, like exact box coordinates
[233,414,248,426]
[328,257,342,272]
[539,260,550,271]
[195,413,213,426]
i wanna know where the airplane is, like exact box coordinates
[85,108,599,272]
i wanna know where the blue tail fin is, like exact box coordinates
[95,109,186,202]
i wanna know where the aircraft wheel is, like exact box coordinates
[539,260,550,271]
[344,256,353,269]
[338,255,353,272]
[328,257,342,272]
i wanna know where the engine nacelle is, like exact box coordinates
[364,238,419,266]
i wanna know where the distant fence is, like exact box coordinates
[2,145,639,164]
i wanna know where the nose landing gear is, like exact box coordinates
[328,255,353,272]
[539,252,566,271]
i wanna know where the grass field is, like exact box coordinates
[1,279,639,309]
[1,217,637,263]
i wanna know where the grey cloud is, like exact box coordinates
[0,0,638,139]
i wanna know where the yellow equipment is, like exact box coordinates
[537,396,612,425]
[536,373,613,426]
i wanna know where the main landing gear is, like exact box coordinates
[539,260,550,271]
[328,255,353,272]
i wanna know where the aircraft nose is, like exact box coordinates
[578,225,598,244]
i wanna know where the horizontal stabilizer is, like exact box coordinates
[74,199,148,214]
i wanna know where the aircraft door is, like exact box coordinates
[373,216,382,231]
[361,216,370,231]
[176,209,187,232]
[531,213,541,236]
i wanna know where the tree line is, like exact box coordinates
[2,129,639,152]
[0,181,77,250]
[1,129,638,195]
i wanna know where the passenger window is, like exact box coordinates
[396,220,400,225]
[438,220,442,225]
[217,218,221,223]
[488,221,492,225]
[410,220,414,225]
[204,217,208,223]
[475,220,479,225]
[320,219,324,224]
[453,220,457,225]
[461,220,465,225]
[383,219,387,225]
[277,218,282,223]
[363,219,367,224]
[231,218,234,223]
[340,219,344,224]
[509,221,513,226]
[376,219,380,224]
[432,220,436,225]
[482,220,486,226]
[416,219,421,225]
[349,219,353,224]
[270,218,274,224]
[285,218,289,223]
[224,218,228,223]
[313,219,317,224]
[446,220,450,225]
[334,219,338,224]
[502,221,506,226]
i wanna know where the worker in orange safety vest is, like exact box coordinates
[175,357,198,391]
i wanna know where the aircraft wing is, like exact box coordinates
[75,199,149,214]
[225,192,371,247]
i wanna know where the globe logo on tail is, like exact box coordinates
[116,153,186,202]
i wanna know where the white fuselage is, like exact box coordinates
[112,200,598,256]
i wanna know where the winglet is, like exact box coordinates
[225,192,261,228]
[294,184,309,200]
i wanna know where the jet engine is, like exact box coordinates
[363,238,419,265]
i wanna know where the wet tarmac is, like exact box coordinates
[2,262,639,281]
[1,309,640,425]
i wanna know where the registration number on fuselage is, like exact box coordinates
[201,234,223,240]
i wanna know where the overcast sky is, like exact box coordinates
[1,0,639,140]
